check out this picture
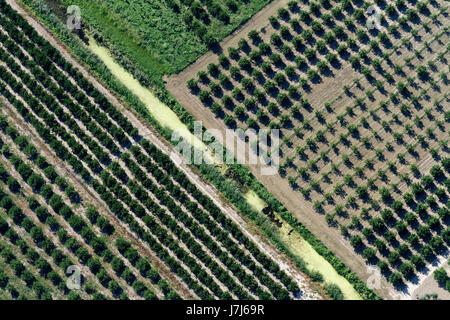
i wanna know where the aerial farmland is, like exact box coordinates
[0,0,448,308]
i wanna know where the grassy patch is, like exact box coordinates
[58,0,272,78]
[245,191,362,300]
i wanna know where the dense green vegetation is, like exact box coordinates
[18,0,449,300]
[19,0,382,299]
[0,0,300,299]
[0,117,171,300]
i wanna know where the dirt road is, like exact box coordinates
[8,0,321,299]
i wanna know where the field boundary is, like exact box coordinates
[17,0,380,299]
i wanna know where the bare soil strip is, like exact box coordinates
[167,0,449,299]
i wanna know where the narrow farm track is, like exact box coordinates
[168,0,446,134]
[167,152,321,299]
[0,2,211,297]
[4,0,447,301]
[0,45,257,300]
[0,18,202,302]
[0,94,196,299]
[0,0,320,299]
[167,0,450,299]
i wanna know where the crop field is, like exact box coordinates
[170,0,450,291]
[1,0,448,303]
[0,0,315,300]
[51,0,275,80]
